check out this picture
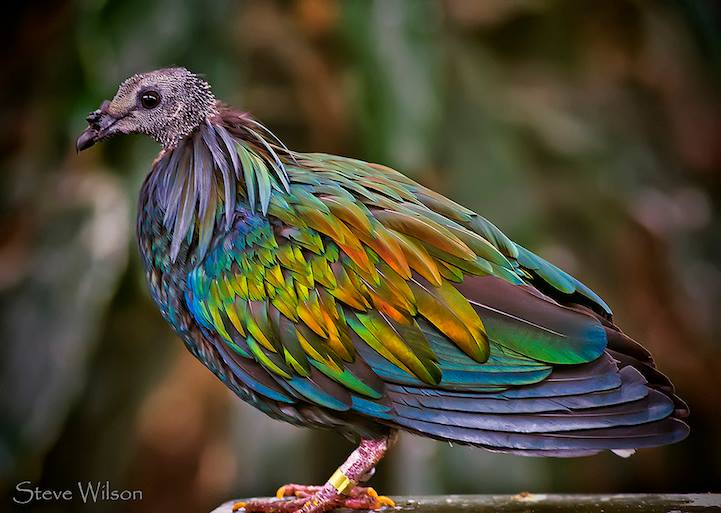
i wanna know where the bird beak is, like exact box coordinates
[76,100,118,152]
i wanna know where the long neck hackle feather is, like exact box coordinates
[144,107,292,261]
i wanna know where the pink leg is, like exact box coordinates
[234,435,396,513]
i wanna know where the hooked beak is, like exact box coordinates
[76,100,119,152]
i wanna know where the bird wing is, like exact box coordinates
[184,152,611,419]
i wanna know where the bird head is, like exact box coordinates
[76,67,217,152]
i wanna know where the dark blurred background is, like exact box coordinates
[2,0,720,511]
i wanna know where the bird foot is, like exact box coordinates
[232,484,395,513]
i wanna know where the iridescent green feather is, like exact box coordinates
[184,132,608,412]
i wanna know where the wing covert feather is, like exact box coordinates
[186,153,610,415]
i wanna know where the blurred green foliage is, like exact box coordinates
[2,1,720,512]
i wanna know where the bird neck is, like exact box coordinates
[158,77,218,149]
[143,111,291,263]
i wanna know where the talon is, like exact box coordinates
[376,495,396,508]
[239,483,392,512]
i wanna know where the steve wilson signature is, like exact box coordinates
[13,481,143,504]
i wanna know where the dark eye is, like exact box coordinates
[140,91,161,109]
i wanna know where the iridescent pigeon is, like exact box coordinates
[76,68,689,513]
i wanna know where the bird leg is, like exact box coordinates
[234,435,395,513]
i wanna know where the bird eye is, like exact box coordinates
[140,91,161,109]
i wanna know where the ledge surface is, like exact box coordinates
[213,494,721,513]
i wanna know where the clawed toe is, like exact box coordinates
[276,484,323,499]
[233,483,394,513]
[343,486,395,510]
[236,497,308,513]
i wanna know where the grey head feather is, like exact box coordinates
[107,67,218,148]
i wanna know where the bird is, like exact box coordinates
[77,67,689,513]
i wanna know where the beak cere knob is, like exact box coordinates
[86,109,103,125]
[76,100,115,152]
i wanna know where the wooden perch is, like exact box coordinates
[212,493,721,513]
